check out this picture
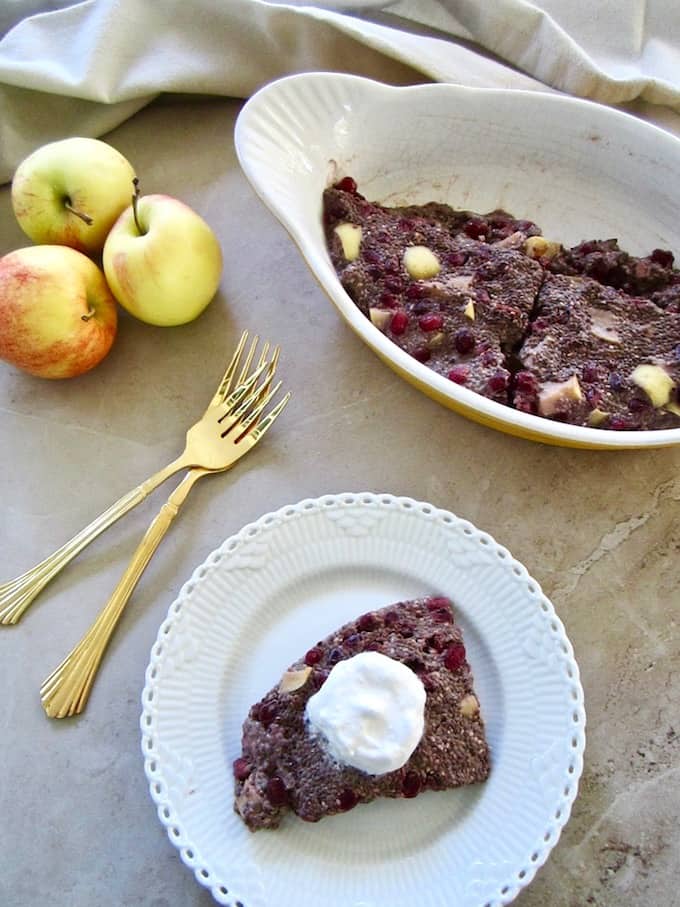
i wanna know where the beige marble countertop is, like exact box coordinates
[1,96,678,907]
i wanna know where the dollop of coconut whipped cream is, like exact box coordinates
[304,651,426,774]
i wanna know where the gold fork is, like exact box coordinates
[0,330,265,626]
[40,351,290,718]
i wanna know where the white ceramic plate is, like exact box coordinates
[234,72,680,449]
[141,493,585,907]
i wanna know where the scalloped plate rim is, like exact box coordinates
[140,492,586,907]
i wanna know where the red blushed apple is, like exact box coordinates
[0,245,118,379]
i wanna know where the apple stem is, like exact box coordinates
[81,307,96,322]
[131,177,145,235]
[64,201,93,226]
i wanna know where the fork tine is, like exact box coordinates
[243,392,291,443]
[209,330,249,408]
[256,341,270,370]
[219,358,272,418]
[265,346,280,384]
[228,379,283,436]
[246,345,280,409]
[235,335,260,389]
[253,346,280,408]
[217,346,282,436]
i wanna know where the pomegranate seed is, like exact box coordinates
[380,292,398,308]
[305,647,323,666]
[390,311,410,335]
[650,248,674,268]
[419,313,443,332]
[357,613,378,632]
[265,776,288,806]
[432,609,453,624]
[427,633,450,653]
[338,788,358,811]
[515,370,537,393]
[448,366,469,385]
[406,283,425,299]
[608,416,633,430]
[335,176,357,193]
[515,397,536,414]
[444,643,466,671]
[582,362,599,383]
[488,371,508,393]
[384,610,400,625]
[412,346,431,363]
[496,223,516,238]
[464,219,488,239]
[257,702,277,726]
[402,772,421,798]
[426,597,450,610]
[233,757,251,781]
[447,251,468,266]
[454,328,475,354]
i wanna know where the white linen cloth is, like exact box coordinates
[1,0,680,184]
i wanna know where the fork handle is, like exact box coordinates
[40,469,207,719]
[0,458,188,626]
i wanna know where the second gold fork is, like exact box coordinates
[40,356,290,718]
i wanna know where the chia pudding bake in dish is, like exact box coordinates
[233,596,489,831]
[323,177,680,431]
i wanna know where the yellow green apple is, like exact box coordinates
[11,137,136,256]
[0,245,118,378]
[103,189,223,326]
